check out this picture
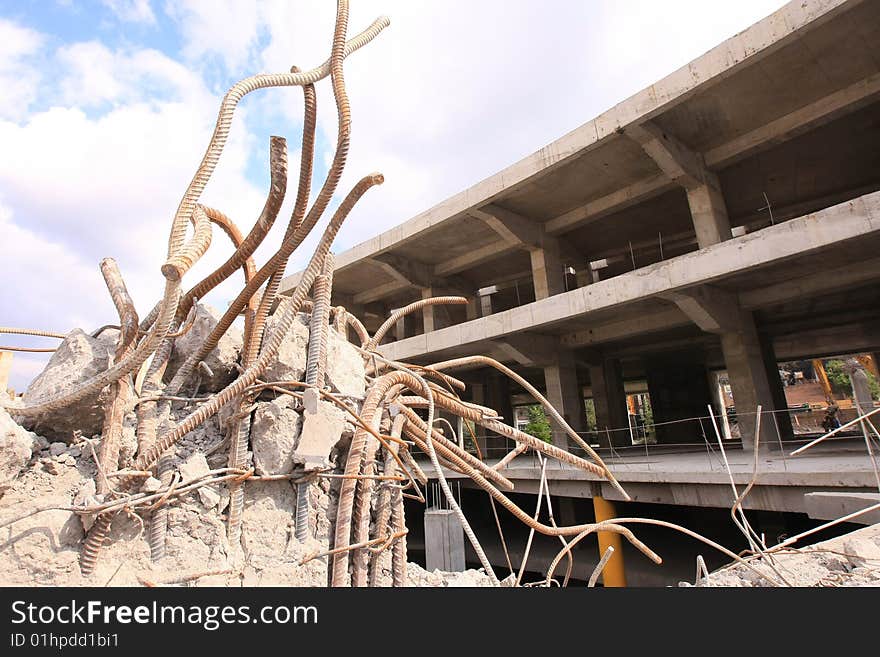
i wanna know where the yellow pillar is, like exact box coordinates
[0,351,12,397]
[592,494,626,587]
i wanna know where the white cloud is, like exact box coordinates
[164,0,262,71]
[101,0,157,24]
[0,40,266,390]
[56,41,206,107]
[0,19,44,120]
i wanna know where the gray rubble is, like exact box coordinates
[165,304,244,393]
[20,328,116,440]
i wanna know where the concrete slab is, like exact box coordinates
[804,492,880,524]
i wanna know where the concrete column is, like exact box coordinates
[720,309,781,450]
[469,382,489,457]
[529,238,565,300]
[758,331,794,442]
[480,293,494,317]
[466,296,479,321]
[421,287,436,333]
[686,178,733,248]
[394,313,406,341]
[424,509,465,572]
[588,356,630,448]
[646,352,714,445]
[485,374,514,457]
[543,352,587,449]
[575,269,592,288]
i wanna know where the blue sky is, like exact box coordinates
[0,0,789,390]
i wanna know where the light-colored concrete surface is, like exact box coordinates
[804,492,880,524]
[419,444,880,514]
[424,508,466,572]
[378,192,880,363]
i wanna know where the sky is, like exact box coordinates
[0,0,789,390]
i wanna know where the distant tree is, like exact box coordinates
[524,405,552,443]
[584,399,596,431]
[824,359,880,400]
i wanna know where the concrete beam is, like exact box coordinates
[706,70,880,169]
[804,492,880,526]
[546,174,673,235]
[472,205,543,249]
[354,280,407,305]
[662,285,740,334]
[773,322,880,361]
[434,241,516,277]
[474,204,581,300]
[492,334,560,367]
[368,253,434,289]
[740,256,880,310]
[562,307,692,348]
[627,121,710,190]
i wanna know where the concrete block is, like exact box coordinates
[294,401,346,470]
[424,508,465,573]
[804,492,880,525]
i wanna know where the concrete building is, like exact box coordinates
[283,0,880,582]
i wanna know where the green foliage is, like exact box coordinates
[584,398,596,431]
[824,359,880,400]
[524,405,552,443]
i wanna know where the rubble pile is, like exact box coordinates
[694,523,880,587]
[0,1,634,589]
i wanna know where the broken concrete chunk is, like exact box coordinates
[251,396,303,476]
[0,407,35,483]
[178,453,220,510]
[48,442,67,457]
[842,536,880,568]
[141,476,162,493]
[73,478,98,531]
[165,304,243,393]
[294,400,347,470]
[325,327,365,398]
[20,329,114,440]
[261,313,310,385]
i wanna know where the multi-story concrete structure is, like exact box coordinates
[283,0,880,581]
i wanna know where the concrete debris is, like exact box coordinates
[0,406,35,485]
[250,396,303,476]
[72,478,98,531]
[697,523,880,587]
[294,400,347,470]
[406,563,496,587]
[48,441,67,457]
[261,313,310,386]
[166,304,243,393]
[325,327,366,398]
[20,329,115,440]
[178,453,221,511]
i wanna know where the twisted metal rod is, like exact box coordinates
[426,355,628,500]
[132,174,384,477]
[81,258,139,576]
[367,296,467,349]
[0,327,66,339]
